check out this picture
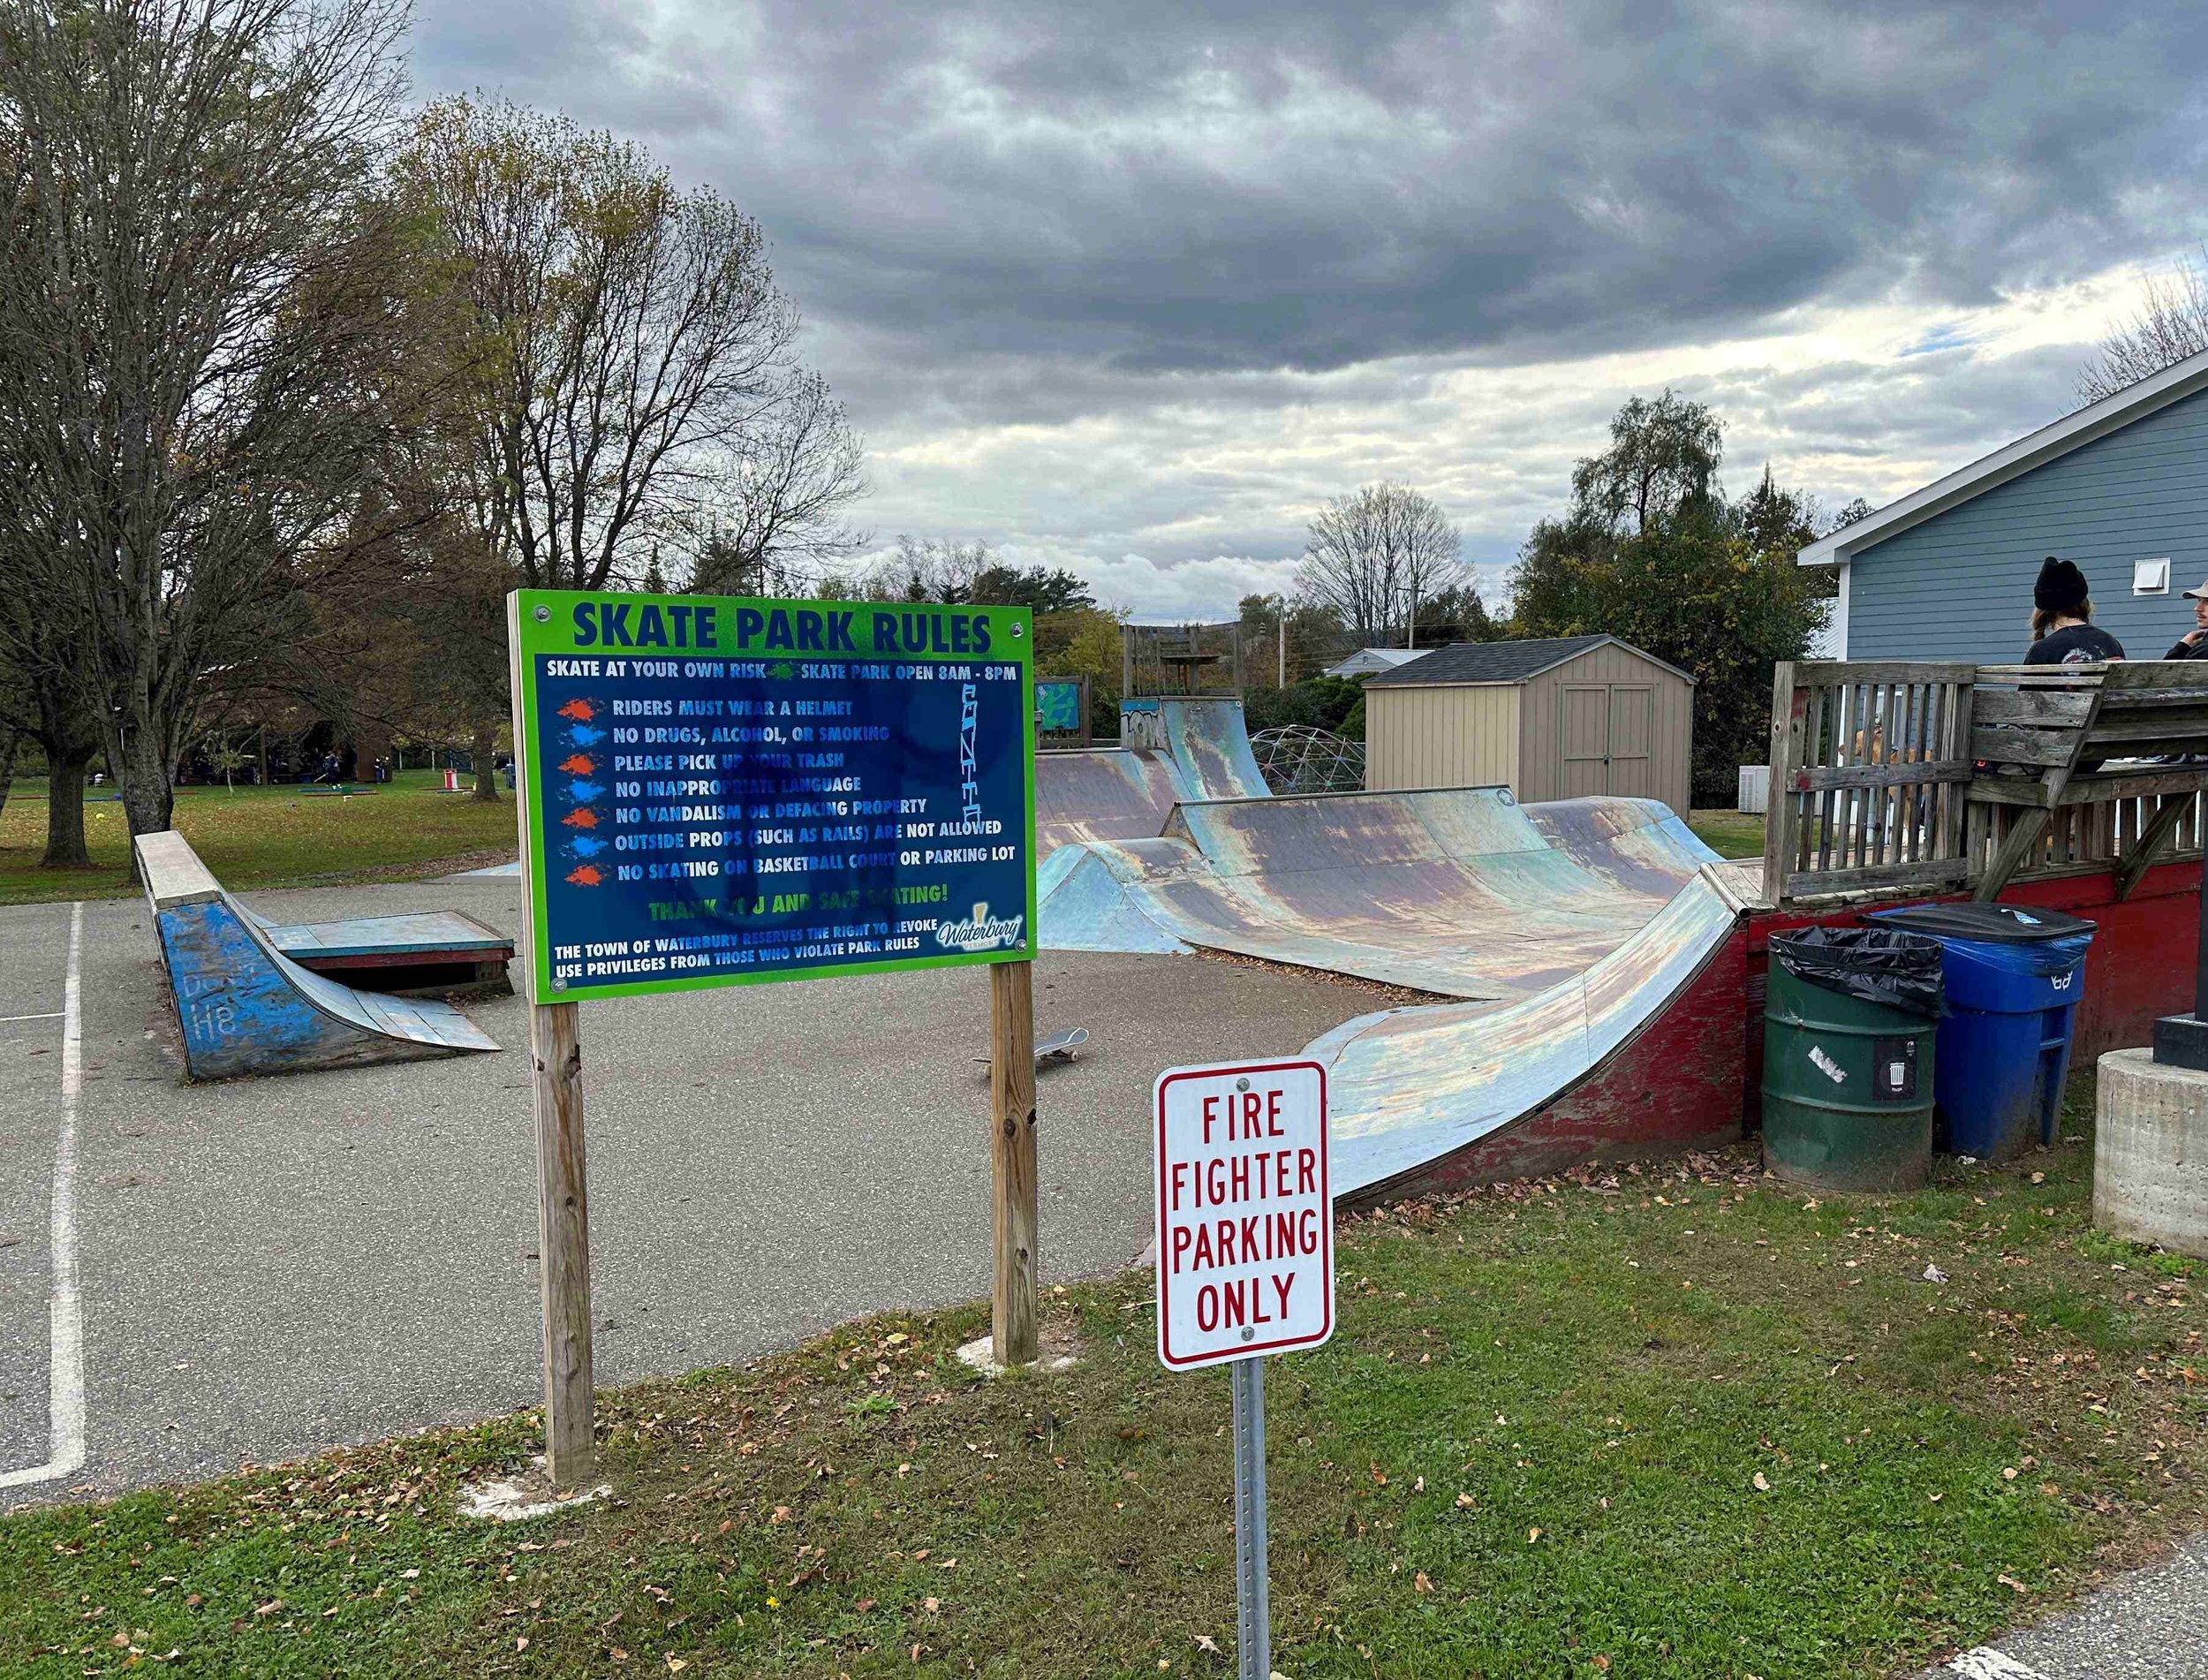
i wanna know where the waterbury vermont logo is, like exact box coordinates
[934,901,1025,953]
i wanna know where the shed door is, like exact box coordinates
[1607,686,1653,798]
[1558,685,1611,798]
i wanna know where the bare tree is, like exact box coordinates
[0,0,418,844]
[397,96,867,598]
[1295,482,1464,647]
[864,535,995,603]
[2078,247,2208,405]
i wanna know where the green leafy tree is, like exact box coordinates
[1570,389,1724,536]
[1410,581,1493,646]
[1509,397,1829,805]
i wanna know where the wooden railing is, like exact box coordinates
[1762,660,2208,905]
[1762,662,1977,903]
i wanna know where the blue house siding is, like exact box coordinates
[1848,383,2208,662]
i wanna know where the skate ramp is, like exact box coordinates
[1152,697,1270,799]
[1035,784,1743,1194]
[1037,748,1188,857]
[136,831,501,1081]
[1040,789,1715,999]
[1313,866,1749,1194]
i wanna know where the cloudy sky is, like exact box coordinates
[412,0,2208,618]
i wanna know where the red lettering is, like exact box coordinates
[1240,1213,1261,1257]
[1274,1273,1295,1317]
[1201,1094,1218,1144]
[1267,1087,1283,1136]
[1170,1224,1192,1275]
[1169,1161,1187,1212]
[1230,1154,1251,1201]
[1222,1277,1246,1328]
[1215,1218,1236,1266]
[1271,1209,1296,1256]
[1274,1149,1292,1195]
[1297,1207,1318,1251]
[1297,1148,1317,1193]
[1197,1284,1219,1331]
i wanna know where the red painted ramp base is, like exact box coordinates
[1354,924,1749,1203]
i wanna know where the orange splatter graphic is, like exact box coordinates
[557,753,595,775]
[557,698,597,722]
[566,864,603,887]
[561,808,600,829]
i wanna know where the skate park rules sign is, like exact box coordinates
[1153,1058,1333,1370]
[507,589,1035,1002]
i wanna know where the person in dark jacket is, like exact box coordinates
[2166,574,2208,660]
[2023,556,2125,664]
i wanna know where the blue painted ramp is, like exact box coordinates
[135,831,499,1081]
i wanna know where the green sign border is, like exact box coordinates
[507,589,1037,1004]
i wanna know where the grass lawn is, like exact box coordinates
[1689,808,1766,860]
[0,770,518,906]
[3,1078,2201,1678]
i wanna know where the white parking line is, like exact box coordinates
[0,1011,64,1024]
[0,902,87,1493]
[1945,1648,2055,1679]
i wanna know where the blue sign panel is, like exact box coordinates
[509,590,1036,1002]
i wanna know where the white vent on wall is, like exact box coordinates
[2136,557,2172,596]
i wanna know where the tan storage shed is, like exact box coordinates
[1362,635,1696,817]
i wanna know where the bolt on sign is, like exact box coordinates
[1153,1058,1332,1370]
[509,590,1036,998]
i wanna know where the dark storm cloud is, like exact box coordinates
[406,0,2208,615]
[414,0,2208,383]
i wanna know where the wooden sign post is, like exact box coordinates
[989,959,1039,1366]
[508,589,1040,1485]
[530,999,595,1484]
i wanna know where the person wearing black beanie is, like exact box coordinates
[2024,556,2125,665]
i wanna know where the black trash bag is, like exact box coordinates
[1771,927,1945,1018]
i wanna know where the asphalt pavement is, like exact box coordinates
[1918,1532,2208,1678]
[0,878,1365,1502]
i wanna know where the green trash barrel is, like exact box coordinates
[1761,927,1943,1192]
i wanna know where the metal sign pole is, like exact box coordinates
[1231,1356,1270,1680]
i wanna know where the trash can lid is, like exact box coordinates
[1865,902,2095,943]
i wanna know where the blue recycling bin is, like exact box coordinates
[1864,903,2096,1162]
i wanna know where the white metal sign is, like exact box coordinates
[1153,1058,1332,1371]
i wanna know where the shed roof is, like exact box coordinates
[1362,634,1694,688]
[1798,342,2208,567]
[1324,647,1427,677]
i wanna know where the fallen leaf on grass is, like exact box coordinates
[923,1597,940,1614]
[1193,1635,1220,1654]
[1752,1472,1771,1492]
[1414,1571,1434,1593]
[1999,1574,2030,1594]
[1455,1493,1475,1510]
[1527,1527,1542,1544]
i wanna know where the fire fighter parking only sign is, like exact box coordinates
[1154,1057,1330,1678]
[1153,1058,1332,1370]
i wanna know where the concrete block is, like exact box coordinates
[2095,1048,2208,1260]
